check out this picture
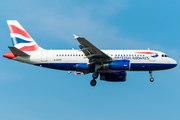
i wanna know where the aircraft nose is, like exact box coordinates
[171,58,177,67]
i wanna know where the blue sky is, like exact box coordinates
[1,0,180,120]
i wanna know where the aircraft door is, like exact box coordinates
[41,51,47,62]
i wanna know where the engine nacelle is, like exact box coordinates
[73,63,89,70]
[100,72,126,82]
[73,63,94,70]
[103,60,130,70]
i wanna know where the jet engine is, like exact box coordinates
[100,72,126,82]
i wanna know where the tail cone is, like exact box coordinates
[3,52,17,59]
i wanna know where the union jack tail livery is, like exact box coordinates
[7,20,42,51]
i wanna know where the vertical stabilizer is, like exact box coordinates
[7,20,43,51]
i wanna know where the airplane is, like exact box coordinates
[3,20,177,86]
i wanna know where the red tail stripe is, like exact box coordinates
[8,25,31,39]
[19,44,39,51]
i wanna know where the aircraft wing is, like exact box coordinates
[74,34,112,64]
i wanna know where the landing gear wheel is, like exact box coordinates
[150,77,154,82]
[92,72,98,79]
[90,79,97,86]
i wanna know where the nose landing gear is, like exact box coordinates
[150,77,154,82]
[149,71,154,82]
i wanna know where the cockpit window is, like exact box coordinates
[165,55,169,57]
[162,54,169,57]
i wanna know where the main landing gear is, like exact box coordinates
[90,72,99,86]
[149,71,154,82]
[90,64,101,86]
[90,79,97,86]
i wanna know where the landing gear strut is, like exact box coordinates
[90,72,99,86]
[149,71,154,82]
[90,64,101,86]
[92,72,98,79]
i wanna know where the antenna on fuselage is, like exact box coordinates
[148,48,150,50]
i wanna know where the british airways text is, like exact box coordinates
[115,56,149,60]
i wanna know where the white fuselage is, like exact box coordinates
[13,49,177,73]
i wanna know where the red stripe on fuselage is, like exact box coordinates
[135,52,158,55]
[8,25,31,39]
[19,44,39,51]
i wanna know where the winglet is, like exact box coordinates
[73,34,79,40]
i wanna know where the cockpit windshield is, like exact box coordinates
[162,54,169,57]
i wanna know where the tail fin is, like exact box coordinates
[7,20,42,51]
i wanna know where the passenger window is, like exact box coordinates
[73,54,75,56]
[162,55,164,57]
[70,54,72,56]
[62,54,64,56]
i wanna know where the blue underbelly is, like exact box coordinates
[34,63,177,71]
[130,63,177,71]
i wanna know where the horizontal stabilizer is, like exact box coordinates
[8,46,29,56]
